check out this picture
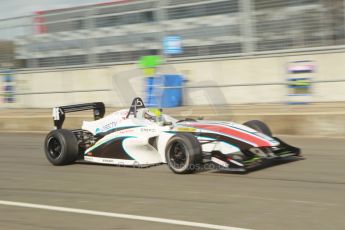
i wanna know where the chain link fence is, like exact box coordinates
[0,0,345,69]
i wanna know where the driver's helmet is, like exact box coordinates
[137,108,162,122]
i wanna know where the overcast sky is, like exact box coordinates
[0,0,114,19]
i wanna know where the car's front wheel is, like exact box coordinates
[44,129,79,166]
[243,120,272,136]
[165,133,203,174]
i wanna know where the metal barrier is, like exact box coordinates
[0,0,345,69]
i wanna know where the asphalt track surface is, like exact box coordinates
[0,133,344,230]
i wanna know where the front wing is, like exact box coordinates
[210,137,303,172]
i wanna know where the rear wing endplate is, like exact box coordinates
[52,102,105,129]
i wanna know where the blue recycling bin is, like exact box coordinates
[146,75,184,108]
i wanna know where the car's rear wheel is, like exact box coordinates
[165,133,203,174]
[44,129,79,165]
[243,120,272,136]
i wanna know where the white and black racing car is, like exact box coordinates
[44,97,302,174]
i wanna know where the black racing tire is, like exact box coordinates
[44,129,79,166]
[165,133,203,174]
[243,120,272,137]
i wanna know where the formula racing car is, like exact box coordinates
[44,97,302,174]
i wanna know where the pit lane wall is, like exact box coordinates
[1,101,345,135]
[7,51,345,109]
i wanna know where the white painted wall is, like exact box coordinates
[11,51,345,108]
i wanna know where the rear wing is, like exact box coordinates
[52,102,105,129]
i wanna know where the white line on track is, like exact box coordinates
[0,200,252,230]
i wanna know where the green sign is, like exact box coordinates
[139,55,162,68]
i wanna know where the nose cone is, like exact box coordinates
[186,122,279,147]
